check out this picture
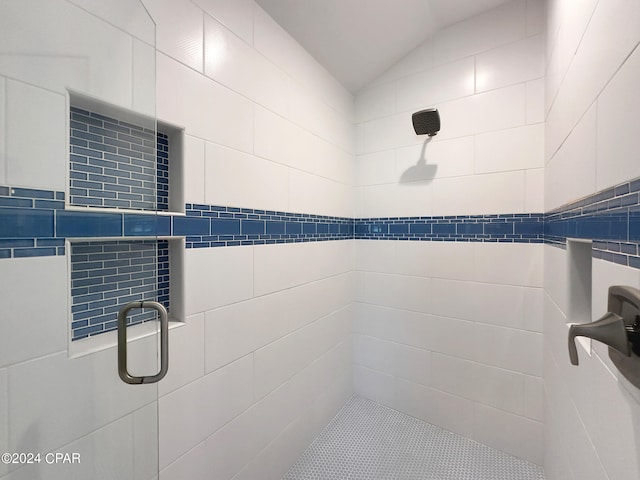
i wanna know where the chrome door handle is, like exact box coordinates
[117,301,169,384]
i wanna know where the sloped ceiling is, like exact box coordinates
[256,0,513,92]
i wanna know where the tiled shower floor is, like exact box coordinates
[282,396,545,480]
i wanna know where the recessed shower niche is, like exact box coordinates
[66,92,185,355]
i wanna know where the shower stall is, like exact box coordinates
[1,0,640,479]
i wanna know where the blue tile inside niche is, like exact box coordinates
[70,240,170,341]
[69,107,169,212]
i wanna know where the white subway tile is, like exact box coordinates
[523,375,544,421]
[5,80,66,191]
[159,314,205,396]
[354,150,395,186]
[432,171,525,216]
[526,0,546,36]
[395,240,475,280]
[205,296,289,373]
[476,35,545,92]
[144,0,203,72]
[474,242,543,287]
[354,239,396,273]
[357,182,433,218]
[253,241,351,296]
[395,378,475,438]
[184,246,253,315]
[0,1,134,106]
[589,357,640,480]
[6,415,136,480]
[183,135,206,204]
[205,141,289,212]
[192,0,253,44]
[355,82,395,123]
[472,323,543,376]
[357,112,421,154]
[429,95,477,141]
[352,334,395,374]
[68,0,155,43]
[395,135,475,180]
[159,355,253,469]
[433,0,526,65]
[159,440,208,480]
[393,343,431,387]
[356,271,432,314]
[157,53,253,153]
[0,369,6,477]
[524,287,544,333]
[476,124,544,174]
[0,77,4,185]
[596,45,640,190]
[204,15,288,115]
[254,323,319,399]
[525,167,544,212]
[133,404,159,480]
[289,169,351,217]
[430,353,480,403]
[546,0,640,158]
[473,84,527,134]
[252,4,353,119]
[0,256,67,367]
[395,58,475,113]
[544,104,596,210]
[132,39,157,117]
[371,40,434,88]
[353,365,395,407]
[526,79,545,124]
[8,348,156,458]
[473,403,543,464]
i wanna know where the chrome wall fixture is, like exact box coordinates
[569,285,640,388]
[117,301,169,384]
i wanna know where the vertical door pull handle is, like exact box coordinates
[117,301,169,384]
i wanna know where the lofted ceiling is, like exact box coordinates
[256,0,513,93]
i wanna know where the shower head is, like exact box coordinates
[412,108,440,136]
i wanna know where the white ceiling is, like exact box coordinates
[256,0,513,92]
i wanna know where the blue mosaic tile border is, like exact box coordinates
[545,178,640,268]
[355,214,544,243]
[69,107,168,211]
[70,240,170,341]
[0,186,66,259]
[183,204,353,247]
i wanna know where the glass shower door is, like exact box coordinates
[0,1,162,478]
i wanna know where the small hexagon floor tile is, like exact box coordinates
[282,396,545,480]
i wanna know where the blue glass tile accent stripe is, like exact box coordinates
[70,240,169,341]
[354,214,544,243]
[183,204,354,247]
[69,107,168,212]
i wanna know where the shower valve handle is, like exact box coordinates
[568,313,629,365]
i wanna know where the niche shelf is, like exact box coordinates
[66,91,186,353]
[567,239,593,356]
[68,90,185,214]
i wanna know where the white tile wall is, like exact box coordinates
[5,80,66,191]
[0,256,67,367]
[144,0,204,72]
[183,134,206,204]
[476,35,545,92]
[0,368,7,477]
[596,45,640,190]
[205,141,289,212]
[432,0,526,66]
[0,77,5,185]
[159,314,205,396]
[193,0,254,45]
[0,0,135,107]
[475,124,544,174]
[184,246,254,315]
